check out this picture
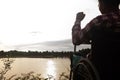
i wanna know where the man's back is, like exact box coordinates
[90,19,120,80]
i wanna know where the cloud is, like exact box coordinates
[13,39,91,51]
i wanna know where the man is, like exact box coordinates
[72,0,120,80]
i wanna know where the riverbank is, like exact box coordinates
[0,50,71,58]
[0,48,90,58]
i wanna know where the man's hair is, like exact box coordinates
[98,0,120,6]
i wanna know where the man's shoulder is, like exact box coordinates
[91,11,120,25]
[98,11,120,20]
[84,11,120,32]
[94,14,110,21]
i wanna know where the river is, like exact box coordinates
[0,58,70,79]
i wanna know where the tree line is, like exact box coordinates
[0,48,91,58]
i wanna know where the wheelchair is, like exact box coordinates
[72,56,100,80]
[69,46,100,80]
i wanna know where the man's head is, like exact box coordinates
[98,0,120,14]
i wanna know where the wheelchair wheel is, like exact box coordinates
[73,57,100,80]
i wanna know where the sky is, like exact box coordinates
[0,0,100,51]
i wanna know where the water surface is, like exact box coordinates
[0,58,70,79]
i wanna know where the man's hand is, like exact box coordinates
[76,12,85,21]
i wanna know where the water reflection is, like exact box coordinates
[46,60,56,77]
[46,60,56,78]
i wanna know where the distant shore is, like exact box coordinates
[0,48,90,58]
[0,50,71,58]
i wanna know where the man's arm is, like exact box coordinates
[72,12,90,45]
